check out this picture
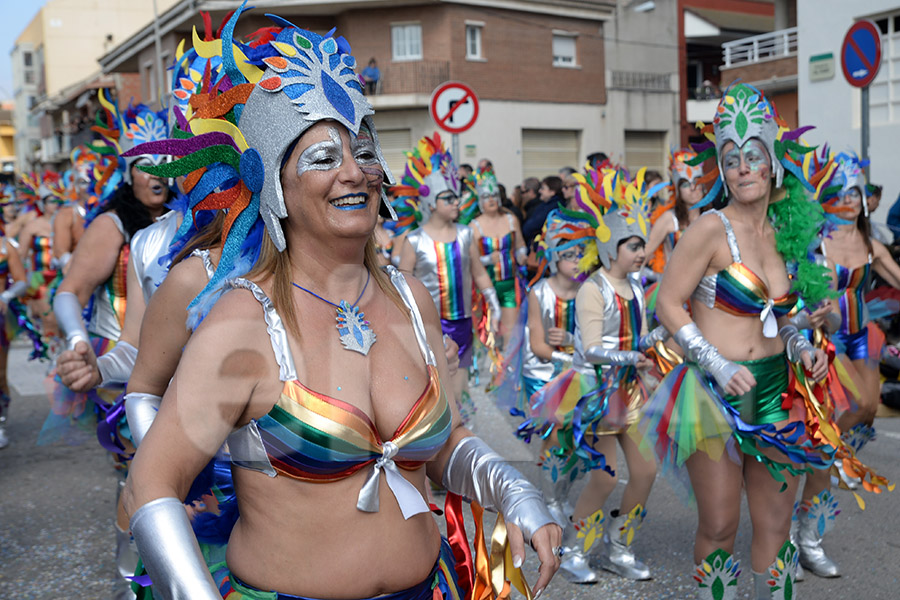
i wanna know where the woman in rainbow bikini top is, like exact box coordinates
[123,12,559,600]
[650,84,831,599]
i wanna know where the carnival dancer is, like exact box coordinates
[471,166,528,345]
[52,146,96,273]
[122,8,560,599]
[0,226,30,449]
[645,149,705,276]
[18,178,61,331]
[47,93,170,597]
[636,83,835,599]
[530,166,662,584]
[491,207,590,528]
[396,133,501,415]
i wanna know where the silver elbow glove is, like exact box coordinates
[125,392,161,447]
[673,323,740,391]
[129,497,221,600]
[550,350,573,365]
[479,253,494,267]
[0,280,27,305]
[583,345,643,366]
[639,325,670,352]
[481,287,501,328]
[97,340,138,386]
[443,436,555,542]
[779,324,815,364]
[788,311,811,331]
[54,291,90,350]
[515,246,528,266]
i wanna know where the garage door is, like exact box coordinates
[521,129,580,180]
[376,128,413,182]
[624,130,666,174]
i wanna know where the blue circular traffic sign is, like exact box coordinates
[841,20,882,88]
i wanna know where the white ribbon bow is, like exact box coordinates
[356,441,431,519]
[760,298,778,338]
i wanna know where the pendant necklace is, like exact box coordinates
[292,271,376,355]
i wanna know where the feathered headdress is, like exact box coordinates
[389,131,459,225]
[530,207,593,283]
[475,165,499,213]
[457,171,479,225]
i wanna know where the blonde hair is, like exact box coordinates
[246,222,408,340]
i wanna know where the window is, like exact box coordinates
[23,51,32,67]
[466,23,483,60]
[521,129,579,179]
[552,33,577,67]
[870,10,900,124]
[24,70,34,85]
[142,62,156,103]
[376,128,413,177]
[392,24,422,61]
[624,130,666,174]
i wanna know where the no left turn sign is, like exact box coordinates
[429,82,479,134]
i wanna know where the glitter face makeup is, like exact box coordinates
[296,126,344,177]
[722,139,771,173]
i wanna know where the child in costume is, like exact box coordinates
[530,167,666,584]
[636,83,844,600]
[395,133,501,414]
[470,166,527,344]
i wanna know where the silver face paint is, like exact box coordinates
[296,126,344,177]
[353,125,384,187]
[722,139,770,172]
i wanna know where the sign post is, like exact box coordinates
[841,20,882,178]
[429,82,480,161]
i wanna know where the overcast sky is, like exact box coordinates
[0,0,48,100]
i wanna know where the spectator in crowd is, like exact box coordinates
[499,183,523,224]
[867,184,891,244]
[361,57,380,94]
[586,152,609,169]
[561,172,579,210]
[558,166,577,178]
[478,158,493,172]
[520,177,542,220]
[458,163,474,181]
[523,175,564,247]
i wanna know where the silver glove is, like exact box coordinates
[125,392,161,447]
[779,324,815,364]
[788,311,811,331]
[583,345,643,366]
[479,254,495,267]
[481,287,501,331]
[550,350,573,365]
[129,497,220,600]
[97,340,138,386]
[673,323,740,391]
[54,291,90,350]
[443,436,556,543]
[560,331,574,347]
[824,311,841,334]
[639,325,670,352]
[0,280,27,305]
[515,246,528,266]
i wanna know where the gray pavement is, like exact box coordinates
[1,342,898,599]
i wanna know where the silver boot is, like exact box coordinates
[693,548,740,600]
[594,505,651,580]
[537,447,580,527]
[789,502,804,582]
[797,490,840,578]
[754,540,798,600]
[558,508,604,584]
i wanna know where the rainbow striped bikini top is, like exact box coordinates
[474,215,516,282]
[692,210,796,336]
[226,266,451,520]
[31,234,53,273]
[823,241,872,335]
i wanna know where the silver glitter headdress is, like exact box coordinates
[238,13,396,250]
[389,132,459,225]
[475,166,500,213]
[712,83,782,189]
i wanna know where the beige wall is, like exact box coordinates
[38,0,180,97]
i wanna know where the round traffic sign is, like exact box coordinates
[841,20,882,88]
[429,82,479,134]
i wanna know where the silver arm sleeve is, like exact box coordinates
[673,323,740,390]
[129,497,221,600]
[479,254,494,266]
[0,280,27,305]
[481,287,501,329]
[550,350,574,365]
[54,291,90,350]
[97,340,138,386]
[125,392,161,447]
[515,246,528,266]
[583,345,643,366]
[639,325,670,352]
[442,436,556,542]
[779,324,815,364]
[51,252,73,271]
[788,311,811,331]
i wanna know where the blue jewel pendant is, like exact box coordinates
[335,300,376,355]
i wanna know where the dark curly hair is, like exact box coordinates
[101,182,170,239]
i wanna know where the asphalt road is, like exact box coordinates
[1,342,898,599]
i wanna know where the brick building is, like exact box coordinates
[98,0,687,186]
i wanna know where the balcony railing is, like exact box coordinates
[722,27,798,68]
[379,60,450,95]
[610,70,672,92]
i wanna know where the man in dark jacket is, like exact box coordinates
[522,175,564,247]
